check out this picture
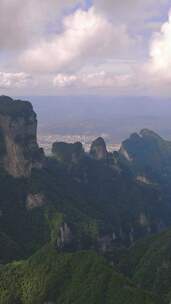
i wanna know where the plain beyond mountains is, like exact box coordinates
[24,95,171,139]
[17,95,171,153]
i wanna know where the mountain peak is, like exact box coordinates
[140,129,163,140]
[0,95,34,119]
[90,137,108,160]
[0,96,44,177]
[52,141,84,163]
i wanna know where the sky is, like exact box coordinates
[1,0,171,96]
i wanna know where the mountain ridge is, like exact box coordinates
[0,96,171,303]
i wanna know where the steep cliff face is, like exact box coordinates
[0,96,44,177]
[57,223,72,249]
[119,129,171,183]
[26,193,46,209]
[90,137,108,160]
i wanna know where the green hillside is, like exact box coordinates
[0,244,159,304]
[109,229,171,303]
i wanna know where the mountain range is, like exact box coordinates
[0,96,171,303]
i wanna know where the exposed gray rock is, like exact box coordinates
[98,235,113,252]
[0,96,44,177]
[139,212,149,227]
[52,141,84,163]
[119,129,171,182]
[57,223,72,249]
[136,175,152,184]
[90,137,108,160]
[129,227,134,244]
[26,193,46,210]
[119,145,132,162]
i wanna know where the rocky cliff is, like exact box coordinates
[0,96,44,177]
[52,141,84,163]
[119,129,171,183]
[90,137,108,160]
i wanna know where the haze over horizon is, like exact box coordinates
[20,95,171,154]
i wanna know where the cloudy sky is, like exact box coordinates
[1,0,171,96]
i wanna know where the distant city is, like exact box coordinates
[38,132,120,155]
[26,95,171,155]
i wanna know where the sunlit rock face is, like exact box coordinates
[136,175,152,185]
[0,96,44,177]
[90,137,108,160]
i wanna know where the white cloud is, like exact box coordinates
[94,0,169,25]
[0,72,32,89]
[53,74,78,87]
[0,1,171,95]
[20,7,135,73]
[53,71,133,90]
[0,0,82,49]
[0,0,168,51]
[149,9,171,78]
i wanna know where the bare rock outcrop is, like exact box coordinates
[26,193,46,210]
[90,137,108,160]
[0,96,44,177]
[52,141,84,163]
[57,223,72,249]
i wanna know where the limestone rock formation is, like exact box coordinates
[26,193,46,210]
[0,96,44,177]
[90,137,108,160]
[119,129,171,182]
[57,223,72,249]
[52,141,84,163]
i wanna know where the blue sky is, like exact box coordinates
[0,0,171,96]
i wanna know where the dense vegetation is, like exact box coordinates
[105,229,171,302]
[0,244,159,304]
[127,230,171,301]
[0,169,50,261]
